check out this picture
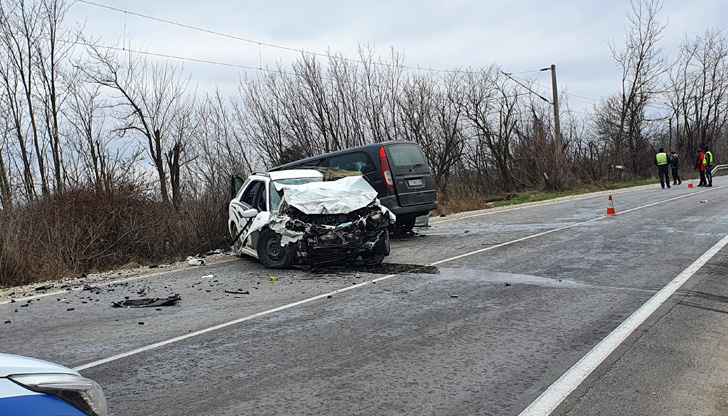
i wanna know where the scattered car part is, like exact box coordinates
[112,294,181,308]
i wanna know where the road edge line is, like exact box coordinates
[518,233,728,416]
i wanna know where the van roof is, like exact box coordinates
[269,140,420,171]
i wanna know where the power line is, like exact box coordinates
[75,0,459,75]
[74,0,604,104]
[508,72,601,103]
[501,71,551,103]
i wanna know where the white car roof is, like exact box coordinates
[0,353,79,377]
[266,169,324,181]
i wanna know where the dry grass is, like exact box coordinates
[0,187,228,288]
[434,197,492,216]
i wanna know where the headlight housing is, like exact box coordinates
[9,373,108,416]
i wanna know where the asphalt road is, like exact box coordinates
[1,178,727,415]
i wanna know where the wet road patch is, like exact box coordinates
[302,263,439,275]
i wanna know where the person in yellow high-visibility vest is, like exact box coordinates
[654,148,671,189]
[704,146,714,187]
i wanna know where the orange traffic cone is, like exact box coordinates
[607,195,617,216]
[688,179,694,189]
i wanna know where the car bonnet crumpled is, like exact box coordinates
[274,175,378,215]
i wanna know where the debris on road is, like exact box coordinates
[82,284,99,292]
[700,200,708,203]
[187,256,206,266]
[112,294,181,308]
[34,284,54,291]
[269,276,279,281]
[224,289,250,295]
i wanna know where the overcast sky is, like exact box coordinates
[67,0,728,114]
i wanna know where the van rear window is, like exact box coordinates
[387,145,426,167]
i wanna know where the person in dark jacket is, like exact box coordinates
[670,152,681,185]
[695,148,707,186]
[655,148,671,189]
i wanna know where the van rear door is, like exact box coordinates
[384,143,438,207]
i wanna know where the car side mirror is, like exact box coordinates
[230,176,245,199]
[242,208,259,218]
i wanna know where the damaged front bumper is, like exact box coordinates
[283,204,392,263]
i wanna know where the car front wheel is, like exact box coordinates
[256,229,294,269]
[361,231,389,265]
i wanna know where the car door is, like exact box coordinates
[229,179,267,255]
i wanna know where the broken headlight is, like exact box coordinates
[9,373,108,416]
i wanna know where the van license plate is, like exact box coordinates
[408,179,423,187]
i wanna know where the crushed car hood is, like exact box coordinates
[274,176,378,215]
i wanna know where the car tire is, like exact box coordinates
[362,231,389,265]
[257,229,294,269]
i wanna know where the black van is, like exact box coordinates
[269,140,438,231]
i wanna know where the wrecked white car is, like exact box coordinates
[229,169,394,268]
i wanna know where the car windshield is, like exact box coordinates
[270,177,323,211]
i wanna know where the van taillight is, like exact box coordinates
[380,146,394,191]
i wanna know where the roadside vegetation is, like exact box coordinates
[1,0,726,286]
[435,179,656,214]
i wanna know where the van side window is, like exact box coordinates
[328,152,376,173]
[300,159,323,167]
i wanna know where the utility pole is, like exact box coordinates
[547,64,562,156]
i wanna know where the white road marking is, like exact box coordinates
[72,186,721,372]
[73,272,399,371]
[519,232,728,416]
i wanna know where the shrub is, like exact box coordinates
[0,185,228,287]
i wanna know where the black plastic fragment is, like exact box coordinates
[112,294,181,308]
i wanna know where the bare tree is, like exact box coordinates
[607,0,668,172]
[83,45,191,205]
[461,67,521,192]
[0,0,47,198]
[64,64,144,193]
[358,45,405,143]
[665,29,728,156]
[190,89,254,197]
[398,72,464,199]
[0,125,12,209]
[35,0,75,194]
[166,92,196,209]
[236,68,298,167]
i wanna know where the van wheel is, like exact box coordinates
[392,216,416,234]
[257,229,294,269]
